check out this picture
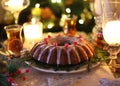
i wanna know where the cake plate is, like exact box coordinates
[25,61,100,74]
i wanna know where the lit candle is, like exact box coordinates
[103,21,120,45]
[23,18,43,50]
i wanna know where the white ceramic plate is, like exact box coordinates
[25,61,100,74]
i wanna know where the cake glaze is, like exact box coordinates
[30,35,94,66]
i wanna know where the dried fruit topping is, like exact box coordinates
[48,35,51,38]
[64,43,69,48]
[73,41,78,45]
[52,42,57,47]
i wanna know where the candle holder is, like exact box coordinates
[102,0,120,71]
[1,0,30,24]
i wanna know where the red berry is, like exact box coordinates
[44,38,48,41]
[80,38,83,42]
[16,69,21,75]
[52,42,57,47]
[8,77,13,83]
[48,35,51,38]
[78,35,83,42]
[44,41,48,45]
[73,41,78,45]
[22,76,26,81]
[44,38,48,44]
[97,32,103,40]
[64,43,69,48]
[25,69,29,73]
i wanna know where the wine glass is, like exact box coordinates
[1,0,30,24]
[90,0,108,49]
[102,0,120,70]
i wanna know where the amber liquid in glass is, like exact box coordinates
[6,28,23,56]
[63,18,76,36]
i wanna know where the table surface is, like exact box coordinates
[0,32,116,86]
[14,32,115,86]
[14,63,115,86]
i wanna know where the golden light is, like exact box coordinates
[56,0,61,3]
[60,14,67,27]
[51,0,61,3]
[23,18,43,50]
[79,19,84,24]
[47,23,55,29]
[31,3,41,17]
[51,0,56,3]
[103,21,120,45]
[35,3,40,8]
[66,8,71,14]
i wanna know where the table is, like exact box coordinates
[15,32,115,86]
[0,32,116,86]
[15,63,115,86]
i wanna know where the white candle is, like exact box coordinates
[23,21,43,50]
[103,21,120,45]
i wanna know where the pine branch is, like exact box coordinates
[0,74,10,86]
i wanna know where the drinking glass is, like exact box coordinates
[90,0,108,49]
[1,0,30,24]
[4,25,23,57]
[102,0,120,70]
[63,15,77,36]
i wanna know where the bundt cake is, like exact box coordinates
[30,35,94,66]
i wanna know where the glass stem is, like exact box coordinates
[108,46,120,67]
[109,53,117,67]
[13,11,19,24]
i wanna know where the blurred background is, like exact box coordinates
[0,0,95,42]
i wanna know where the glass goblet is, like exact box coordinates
[1,0,30,24]
[102,0,120,71]
[90,0,107,49]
